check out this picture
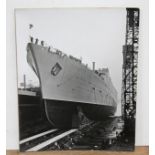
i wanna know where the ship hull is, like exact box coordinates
[27,43,117,106]
[44,99,117,128]
[27,42,118,128]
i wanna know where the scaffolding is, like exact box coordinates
[121,8,140,136]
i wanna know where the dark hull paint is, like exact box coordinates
[81,103,117,121]
[44,99,116,128]
[44,100,78,129]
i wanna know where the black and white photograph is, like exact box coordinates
[15,8,140,152]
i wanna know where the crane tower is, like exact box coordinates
[121,8,140,137]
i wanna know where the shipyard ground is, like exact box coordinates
[18,93,135,151]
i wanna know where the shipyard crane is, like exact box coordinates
[121,8,140,139]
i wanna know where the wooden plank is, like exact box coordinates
[20,129,58,144]
[27,129,77,151]
[6,146,149,155]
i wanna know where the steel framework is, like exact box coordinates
[121,8,140,134]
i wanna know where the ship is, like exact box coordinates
[26,37,118,128]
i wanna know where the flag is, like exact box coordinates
[29,24,33,29]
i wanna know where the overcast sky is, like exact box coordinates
[15,8,126,115]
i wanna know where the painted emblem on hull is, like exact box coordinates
[51,63,62,76]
